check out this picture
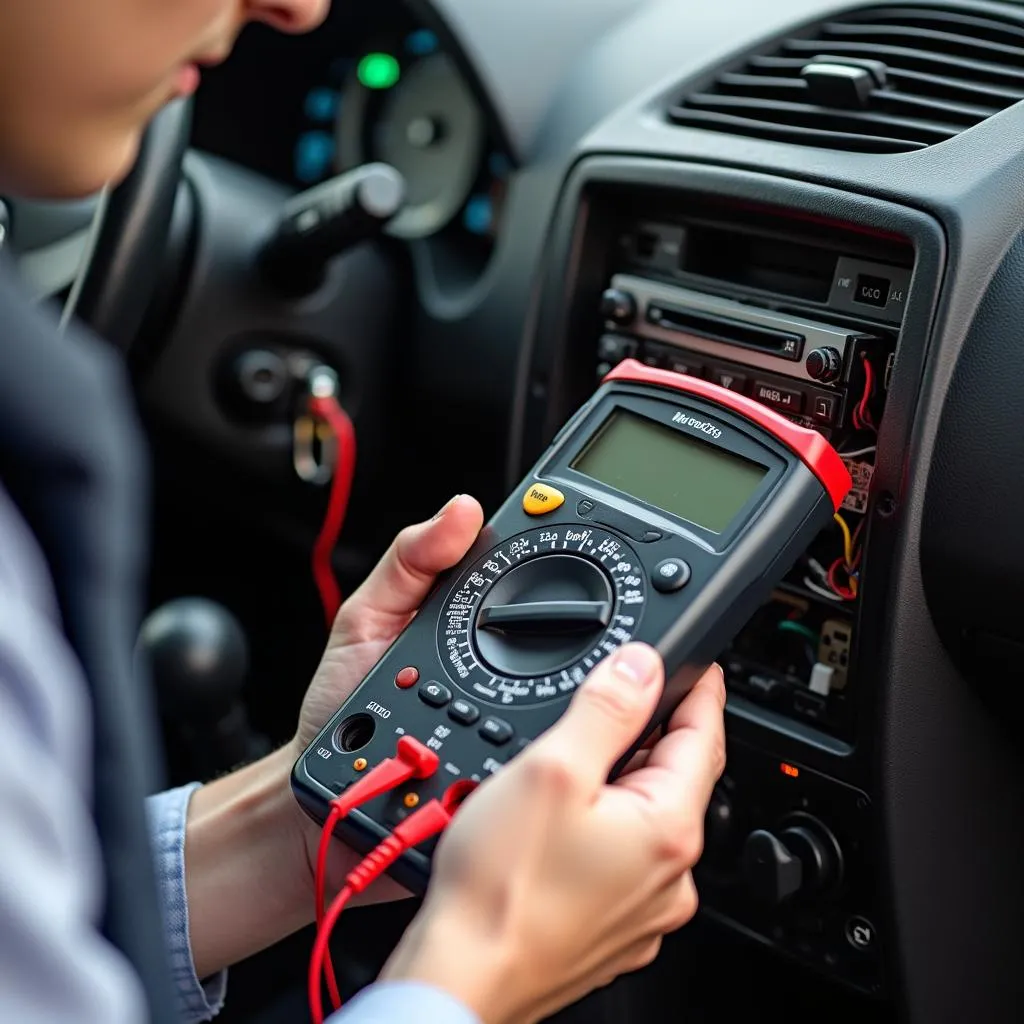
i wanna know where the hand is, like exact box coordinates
[381,644,727,1024]
[183,496,485,979]
[290,494,485,895]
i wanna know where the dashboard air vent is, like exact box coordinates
[667,5,1024,153]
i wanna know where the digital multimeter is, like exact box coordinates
[292,359,851,893]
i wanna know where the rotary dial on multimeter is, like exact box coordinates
[437,525,647,707]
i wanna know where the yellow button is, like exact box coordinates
[523,483,565,515]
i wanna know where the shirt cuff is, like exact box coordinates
[145,782,228,1022]
[330,981,482,1024]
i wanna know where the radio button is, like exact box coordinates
[448,699,481,726]
[419,681,452,708]
[653,558,692,593]
[597,334,637,364]
[523,484,565,515]
[640,344,666,368]
[480,717,514,746]
[666,354,703,377]
[710,369,747,393]
[811,394,839,424]
[753,381,804,413]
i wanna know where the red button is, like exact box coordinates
[395,666,419,689]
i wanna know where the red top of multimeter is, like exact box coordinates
[603,359,852,511]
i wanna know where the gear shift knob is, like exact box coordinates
[138,597,266,778]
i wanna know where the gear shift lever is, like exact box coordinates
[138,597,269,779]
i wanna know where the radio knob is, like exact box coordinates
[805,346,843,384]
[741,812,842,905]
[599,288,637,326]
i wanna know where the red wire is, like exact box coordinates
[312,738,440,1008]
[827,556,857,600]
[308,394,357,629]
[315,806,344,1008]
[856,355,876,431]
[309,785,476,1024]
[309,884,354,1024]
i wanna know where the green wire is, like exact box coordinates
[777,620,819,646]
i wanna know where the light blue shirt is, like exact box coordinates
[0,478,477,1024]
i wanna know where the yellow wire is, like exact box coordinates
[833,512,854,568]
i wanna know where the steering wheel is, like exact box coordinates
[63,99,192,353]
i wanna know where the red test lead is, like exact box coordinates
[309,781,477,1024]
[314,736,439,1007]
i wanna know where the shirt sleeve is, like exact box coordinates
[0,511,147,1023]
[329,981,482,1024]
[145,784,228,1022]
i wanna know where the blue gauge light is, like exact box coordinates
[405,29,439,56]
[294,131,334,184]
[463,194,493,235]
[304,87,339,122]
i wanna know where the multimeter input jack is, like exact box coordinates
[334,714,376,753]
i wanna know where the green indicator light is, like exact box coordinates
[357,53,401,90]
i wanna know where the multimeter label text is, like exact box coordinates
[671,411,723,439]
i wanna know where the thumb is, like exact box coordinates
[539,643,664,791]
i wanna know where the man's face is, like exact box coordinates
[0,0,329,198]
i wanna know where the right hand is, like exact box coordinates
[381,643,727,1024]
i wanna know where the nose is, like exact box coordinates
[245,0,329,34]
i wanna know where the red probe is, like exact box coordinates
[314,737,439,1007]
[309,779,477,1024]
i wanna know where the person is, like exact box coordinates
[0,2,727,1022]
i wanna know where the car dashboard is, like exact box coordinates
[171,0,1024,1021]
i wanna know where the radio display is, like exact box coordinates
[571,409,768,533]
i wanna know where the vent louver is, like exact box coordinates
[667,5,1024,153]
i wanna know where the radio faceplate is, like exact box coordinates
[609,273,874,387]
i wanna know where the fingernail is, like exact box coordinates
[610,643,660,687]
[432,494,462,520]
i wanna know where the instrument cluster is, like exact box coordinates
[191,4,512,284]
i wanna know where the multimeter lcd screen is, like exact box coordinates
[571,410,768,533]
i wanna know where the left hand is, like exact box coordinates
[288,494,485,897]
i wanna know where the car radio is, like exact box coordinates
[293,360,849,894]
[598,274,884,437]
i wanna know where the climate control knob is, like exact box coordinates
[599,287,637,326]
[741,812,842,905]
[805,346,843,384]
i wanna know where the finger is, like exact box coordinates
[617,749,651,777]
[534,644,664,792]
[617,664,726,821]
[332,495,484,640]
